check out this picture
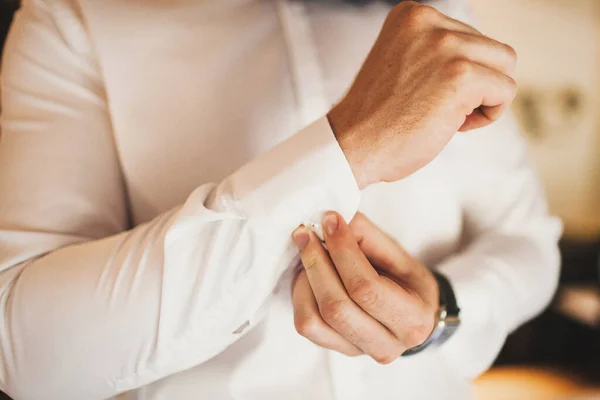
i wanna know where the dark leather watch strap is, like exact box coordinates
[433,271,459,316]
[401,271,460,357]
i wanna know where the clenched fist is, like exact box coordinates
[329,1,517,188]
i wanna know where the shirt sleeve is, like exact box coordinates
[0,1,360,399]
[436,113,562,379]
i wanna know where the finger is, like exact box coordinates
[433,30,517,76]
[349,212,414,278]
[322,213,420,340]
[292,226,404,364]
[322,212,380,283]
[395,1,479,36]
[441,16,482,36]
[459,106,504,131]
[455,61,517,130]
[394,2,480,34]
[397,3,515,76]
[323,213,434,347]
[398,4,516,75]
[293,226,352,302]
[470,63,518,108]
[349,213,438,307]
[292,270,362,357]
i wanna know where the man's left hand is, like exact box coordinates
[291,212,439,364]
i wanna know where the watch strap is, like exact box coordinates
[433,271,460,317]
[401,271,460,356]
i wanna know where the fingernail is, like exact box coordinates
[323,213,339,236]
[292,227,310,250]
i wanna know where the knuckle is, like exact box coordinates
[406,4,437,26]
[446,59,474,81]
[294,313,322,338]
[350,212,367,227]
[404,320,434,348]
[347,277,381,308]
[373,352,396,365]
[503,43,518,63]
[320,297,350,324]
[349,212,369,236]
[390,0,416,16]
[501,76,518,103]
[433,30,459,50]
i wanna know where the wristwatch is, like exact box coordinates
[401,271,460,356]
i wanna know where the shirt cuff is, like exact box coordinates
[435,254,508,378]
[216,116,361,238]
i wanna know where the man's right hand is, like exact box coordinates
[328,1,517,189]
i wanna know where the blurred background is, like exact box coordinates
[459,0,600,398]
[0,0,598,399]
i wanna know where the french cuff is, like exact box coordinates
[435,254,508,379]
[218,116,361,237]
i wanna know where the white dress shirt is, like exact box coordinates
[0,0,561,399]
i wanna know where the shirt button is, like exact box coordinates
[233,320,250,334]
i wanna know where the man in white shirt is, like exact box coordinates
[0,0,560,399]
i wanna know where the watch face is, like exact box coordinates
[433,307,460,346]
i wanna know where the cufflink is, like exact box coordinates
[304,220,324,241]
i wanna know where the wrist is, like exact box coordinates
[327,104,375,190]
[402,271,461,356]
